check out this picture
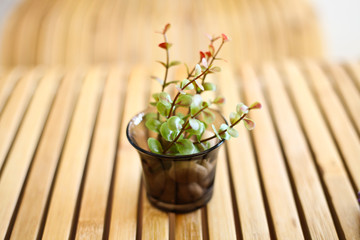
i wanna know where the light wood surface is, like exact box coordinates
[42,67,105,239]
[0,62,359,239]
[240,64,304,239]
[220,66,270,240]
[261,63,337,239]
[282,62,360,239]
[108,66,147,239]
[0,68,60,239]
[0,0,324,67]
[11,70,83,240]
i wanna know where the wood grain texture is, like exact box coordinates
[75,67,125,240]
[0,0,324,66]
[240,64,304,240]
[108,66,148,239]
[282,62,360,239]
[175,210,203,240]
[10,70,82,240]
[261,64,338,239]
[343,61,360,90]
[141,187,169,240]
[207,147,237,240]
[0,69,40,171]
[0,67,24,114]
[220,66,270,240]
[0,68,60,239]
[325,63,360,134]
[42,67,105,239]
[304,62,360,190]
[0,61,358,238]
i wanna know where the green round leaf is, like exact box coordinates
[189,118,200,130]
[190,94,203,116]
[249,101,262,109]
[169,61,181,67]
[219,123,231,140]
[145,119,161,133]
[243,118,255,130]
[202,109,215,124]
[175,85,186,94]
[159,92,172,105]
[194,80,204,91]
[191,94,202,107]
[160,122,173,141]
[213,96,225,105]
[148,138,163,154]
[156,102,170,116]
[168,116,183,131]
[152,93,160,101]
[176,94,192,106]
[212,124,222,140]
[203,82,216,91]
[194,64,202,77]
[210,66,221,72]
[145,112,157,121]
[175,139,196,155]
[180,79,194,90]
[229,112,241,125]
[227,127,239,138]
[236,103,249,114]
[187,120,204,137]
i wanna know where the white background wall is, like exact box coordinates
[312,0,360,60]
[0,0,359,61]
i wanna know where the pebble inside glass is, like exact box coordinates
[126,108,225,212]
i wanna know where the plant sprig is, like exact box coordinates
[146,24,261,155]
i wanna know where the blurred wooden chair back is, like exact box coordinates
[0,0,324,67]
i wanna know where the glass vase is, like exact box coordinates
[126,108,225,213]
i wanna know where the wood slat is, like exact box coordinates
[42,67,105,239]
[141,65,169,240]
[0,69,40,171]
[282,62,360,239]
[206,146,237,240]
[325,63,360,134]
[261,64,338,239]
[220,66,270,240]
[240,64,304,239]
[343,61,360,90]
[0,67,24,114]
[108,66,148,239]
[141,188,169,240]
[304,62,360,190]
[0,68,61,239]
[10,70,82,239]
[175,211,203,240]
[75,67,125,239]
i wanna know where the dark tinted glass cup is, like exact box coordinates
[127,108,225,213]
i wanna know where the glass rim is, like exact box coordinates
[126,108,227,160]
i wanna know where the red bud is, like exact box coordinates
[221,33,229,42]
[159,42,172,50]
[163,23,171,34]
[208,45,215,56]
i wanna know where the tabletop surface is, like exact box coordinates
[0,61,359,239]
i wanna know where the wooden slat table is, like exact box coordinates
[0,62,359,239]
